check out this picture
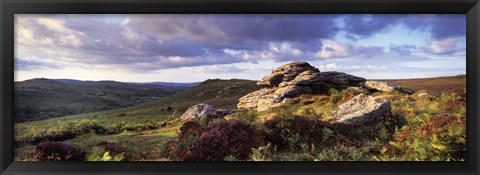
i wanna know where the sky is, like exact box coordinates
[14,14,466,82]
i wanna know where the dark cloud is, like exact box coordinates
[342,14,465,40]
[403,15,465,40]
[342,15,400,39]
[124,14,339,51]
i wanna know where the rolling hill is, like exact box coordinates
[14,78,195,122]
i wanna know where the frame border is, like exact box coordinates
[1,0,479,175]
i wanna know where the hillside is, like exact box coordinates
[14,79,260,160]
[14,78,191,122]
[14,69,465,161]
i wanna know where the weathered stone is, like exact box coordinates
[331,94,391,125]
[347,87,369,93]
[274,85,312,98]
[180,103,217,120]
[318,72,366,86]
[257,62,319,87]
[216,109,237,116]
[364,81,397,92]
[280,71,366,88]
[398,87,415,95]
[237,88,279,110]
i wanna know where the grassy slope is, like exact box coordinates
[14,79,259,160]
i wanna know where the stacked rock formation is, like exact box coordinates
[238,62,366,111]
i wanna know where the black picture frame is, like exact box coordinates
[1,0,479,174]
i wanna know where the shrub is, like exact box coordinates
[33,142,85,161]
[189,120,262,161]
[375,114,466,161]
[179,121,202,139]
[87,141,128,161]
[261,116,333,150]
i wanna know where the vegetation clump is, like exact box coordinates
[87,141,129,161]
[33,141,85,161]
[175,119,262,161]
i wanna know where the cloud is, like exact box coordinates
[423,37,459,55]
[341,14,466,41]
[316,40,385,59]
[188,64,245,74]
[14,14,465,80]
[389,44,417,56]
[342,15,400,39]
[318,62,387,71]
[124,14,339,50]
[15,58,62,70]
[316,40,351,59]
[402,15,465,40]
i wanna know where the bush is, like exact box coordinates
[262,116,333,150]
[375,114,466,161]
[188,120,262,161]
[87,141,128,161]
[179,121,202,139]
[33,142,85,161]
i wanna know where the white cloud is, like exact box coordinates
[316,40,351,59]
[318,62,388,71]
[188,64,244,73]
[423,37,459,55]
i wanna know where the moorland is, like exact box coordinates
[14,62,466,161]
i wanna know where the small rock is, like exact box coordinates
[416,92,430,98]
[364,81,397,92]
[282,98,295,103]
[398,87,415,95]
[216,109,237,116]
[180,103,217,120]
[347,87,368,93]
[331,94,391,125]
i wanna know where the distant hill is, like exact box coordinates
[14,78,189,122]
[382,74,466,94]
[117,79,260,114]
[129,81,201,88]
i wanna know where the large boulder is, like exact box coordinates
[257,62,319,87]
[364,81,397,92]
[180,103,218,120]
[237,88,280,111]
[331,94,391,125]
